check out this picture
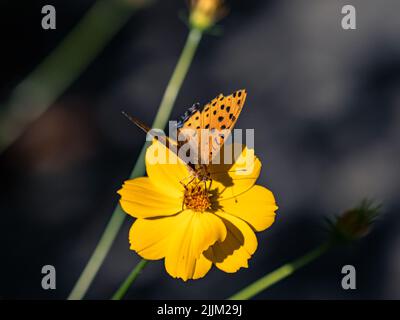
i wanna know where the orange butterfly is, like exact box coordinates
[124,89,247,182]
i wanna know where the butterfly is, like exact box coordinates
[123,89,247,183]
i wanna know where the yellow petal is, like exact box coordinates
[129,214,181,260]
[208,144,261,200]
[118,177,182,218]
[165,210,227,281]
[205,211,257,273]
[193,254,213,280]
[146,140,192,197]
[219,185,278,231]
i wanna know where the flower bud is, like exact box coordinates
[329,200,381,243]
[189,0,225,31]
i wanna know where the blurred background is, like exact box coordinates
[0,0,399,299]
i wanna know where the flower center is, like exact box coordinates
[183,182,211,212]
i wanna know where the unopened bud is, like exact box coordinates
[189,0,225,31]
[329,200,381,243]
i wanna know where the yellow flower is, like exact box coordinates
[118,140,278,281]
[189,0,225,31]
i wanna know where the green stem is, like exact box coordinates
[67,27,203,300]
[228,242,331,300]
[0,0,149,153]
[151,28,202,128]
[111,259,148,300]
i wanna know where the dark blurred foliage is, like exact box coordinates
[0,0,399,299]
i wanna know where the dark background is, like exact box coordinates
[0,0,399,299]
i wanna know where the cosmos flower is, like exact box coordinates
[118,140,278,281]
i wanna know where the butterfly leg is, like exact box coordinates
[179,174,195,187]
[202,180,208,196]
[207,178,213,193]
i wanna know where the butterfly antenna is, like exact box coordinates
[121,111,151,133]
[122,110,176,153]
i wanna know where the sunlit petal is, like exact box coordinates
[118,177,182,218]
[219,185,277,231]
[165,210,226,281]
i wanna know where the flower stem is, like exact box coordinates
[111,259,148,300]
[228,242,331,300]
[67,27,203,300]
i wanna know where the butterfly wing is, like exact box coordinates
[201,89,247,163]
[176,103,201,129]
[179,89,247,164]
[205,89,247,132]
[177,107,203,164]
